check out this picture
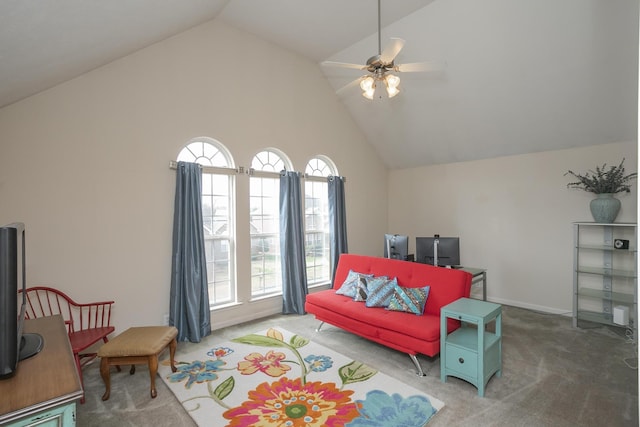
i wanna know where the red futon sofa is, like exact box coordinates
[305,253,472,375]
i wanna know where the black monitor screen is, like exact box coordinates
[416,236,460,266]
[383,234,409,260]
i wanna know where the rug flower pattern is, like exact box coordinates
[161,328,443,427]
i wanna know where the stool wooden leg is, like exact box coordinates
[100,358,111,401]
[148,355,158,398]
[169,338,177,373]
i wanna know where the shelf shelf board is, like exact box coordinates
[577,287,635,304]
[573,222,637,227]
[577,310,613,323]
[447,327,500,351]
[576,244,637,252]
[576,266,636,278]
[577,310,621,326]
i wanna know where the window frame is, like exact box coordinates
[249,149,292,299]
[175,138,237,309]
[304,156,338,287]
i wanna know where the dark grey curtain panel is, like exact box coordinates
[279,171,308,314]
[328,176,348,284]
[170,162,211,342]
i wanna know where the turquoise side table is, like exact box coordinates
[440,297,502,397]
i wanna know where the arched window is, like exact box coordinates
[249,149,291,297]
[177,138,236,307]
[304,156,338,285]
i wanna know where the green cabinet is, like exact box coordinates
[441,298,502,397]
[573,222,637,341]
[0,316,82,427]
[8,403,75,427]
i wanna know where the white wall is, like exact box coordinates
[388,141,637,313]
[0,13,635,333]
[0,19,388,333]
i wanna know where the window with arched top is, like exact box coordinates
[304,156,337,285]
[177,140,234,167]
[177,138,236,307]
[249,149,291,297]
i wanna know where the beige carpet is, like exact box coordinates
[77,305,638,426]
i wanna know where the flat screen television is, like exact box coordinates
[0,223,43,379]
[383,234,409,260]
[416,236,460,267]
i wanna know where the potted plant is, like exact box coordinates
[565,158,637,223]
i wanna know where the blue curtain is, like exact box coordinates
[279,171,308,314]
[169,162,211,342]
[328,176,348,284]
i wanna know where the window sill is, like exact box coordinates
[250,292,283,303]
[210,301,243,311]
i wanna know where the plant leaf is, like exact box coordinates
[289,334,310,349]
[339,361,378,385]
[231,334,289,348]
[565,158,637,194]
[212,376,234,401]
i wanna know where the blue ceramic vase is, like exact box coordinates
[589,193,621,223]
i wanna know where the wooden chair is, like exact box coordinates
[20,286,115,403]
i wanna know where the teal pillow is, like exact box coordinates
[365,277,397,308]
[336,270,372,298]
[387,284,430,315]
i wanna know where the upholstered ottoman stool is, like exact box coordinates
[97,326,178,401]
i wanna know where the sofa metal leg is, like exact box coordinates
[316,321,325,332]
[409,354,426,377]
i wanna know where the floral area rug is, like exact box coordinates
[158,328,444,427]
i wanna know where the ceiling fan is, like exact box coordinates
[322,0,439,100]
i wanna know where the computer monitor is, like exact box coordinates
[383,234,409,260]
[416,236,460,267]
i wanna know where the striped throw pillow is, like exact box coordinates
[365,277,397,308]
[387,284,430,315]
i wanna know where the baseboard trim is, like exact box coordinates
[488,296,572,317]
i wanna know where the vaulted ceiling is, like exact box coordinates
[0,0,637,169]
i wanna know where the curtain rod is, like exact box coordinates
[169,161,240,174]
[169,161,345,182]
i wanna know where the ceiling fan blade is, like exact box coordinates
[321,61,366,71]
[335,77,364,96]
[380,38,405,64]
[396,61,444,73]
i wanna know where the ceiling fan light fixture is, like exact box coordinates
[360,76,376,99]
[386,85,400,98]
[385,74,400,98]
[360,76,375,91]
[363,87,375,100]
[385,73,400,88]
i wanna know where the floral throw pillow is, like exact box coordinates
[387,284,430,315]
[336,270,372,298]
[365,277,397,308]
